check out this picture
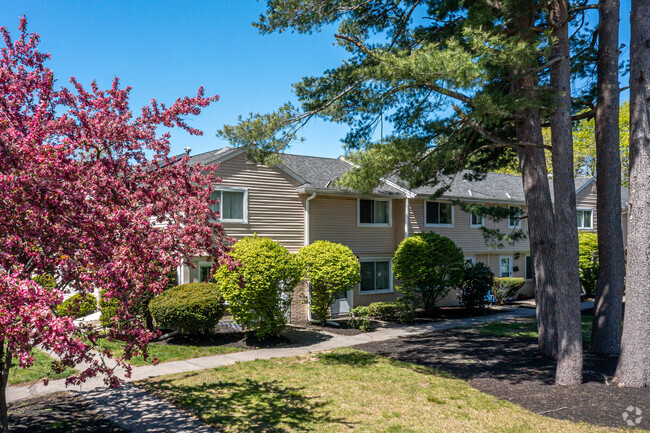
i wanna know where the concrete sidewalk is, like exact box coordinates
[6,302,593,432]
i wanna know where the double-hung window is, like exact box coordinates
[358,198,391,226]
[576,209,593,229]
[210,188,248,223]
[508,206,521,228]
[425,201,453,226]
[470,210,484,227]
[359,260,392,293]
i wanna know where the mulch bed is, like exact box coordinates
[353,323,649,430]
[7,392,128,432]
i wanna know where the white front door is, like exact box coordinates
[331,290,352,315]
[499,256,513,277]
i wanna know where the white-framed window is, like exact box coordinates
[425,201,454,226]
[525,255,533,281]
[358,198,391,227]
[577,208,593,230]
[499,255,513,278]
[508,206,521,228]
[198,262,214,283]
[210,187,248,223]
[470,210,484,228]
[359,258,393,294]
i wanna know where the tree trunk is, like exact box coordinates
[614,0,650,388]
[511,2,558,360]
[548,0,584,386]
[0,341,10,433]
[591,0,625,356]
[516,117,558,360]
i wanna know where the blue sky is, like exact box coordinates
[0,1,632,159]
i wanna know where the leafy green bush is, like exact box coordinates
[57,293,97,318]
[33,274,57,291]
[492,277,526,303]
[367,301,415,323]
[393,232,465,315]
[578,232,599,297]
[457,261,494,312]
[149,283,226,334]
[348,306,371,332]
[215,236,303,338]
[297,240,360,325]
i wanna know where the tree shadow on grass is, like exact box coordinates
[316,350,382,367]
[146,378,345,432]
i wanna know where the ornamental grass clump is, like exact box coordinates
[214,236,303,338]
[149,283,226,335]
[297,240,360,325]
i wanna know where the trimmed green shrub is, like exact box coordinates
[215,236,303,338]
[149,283,226,334]
[393,232,465,315]
[578,232,599,297]
[348,306,371,332]
[367,301,415,323]
[492,277,526,303]
[33,274,57,291]
[99,289,119,328]
[297,240,360,325]
[457,261,494,312]
[57,293,97,318]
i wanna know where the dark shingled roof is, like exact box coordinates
[186,147,628,208]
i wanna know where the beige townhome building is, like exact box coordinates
[176,146,629,323]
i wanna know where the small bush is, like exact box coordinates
[393,232,465,315]
[57,293,97,318]
[99,289,118,328]
[348,306,371,332]
[297,240,360,325]
[367,301,415,323]
[578,232,599,297]
[492,277,525,303]
[215,236,303,338]
[33,274,57,291]
[149,283,226,334]
[457,261,494,312]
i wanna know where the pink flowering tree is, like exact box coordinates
[0,18,232,430]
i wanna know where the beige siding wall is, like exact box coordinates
[216,152,306,252]
[309,195,405,255]
[575,180,598,233]
[408,199,530,254]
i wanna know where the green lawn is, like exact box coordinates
[95,339,245,367]
[472,315,593,342]
[139,347,626,433]
[9,348,77,386]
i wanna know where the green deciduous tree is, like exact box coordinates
[215,236,303,338]
[577,232,599,297]
[393,232,465,316]
[297,240,360,325]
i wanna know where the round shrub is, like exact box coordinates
[149,283,226,334]
[297,240,360,325]
[578,232,599,297]
[57,293,97,318]
[367,301,415,323]
[492,277,525,303]
[457,261,494,312]
[33,274,57,291]
[214,236,303,338]
[393,232,465,315]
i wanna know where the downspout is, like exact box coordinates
[404,197,409,239]
[305,192,317,322]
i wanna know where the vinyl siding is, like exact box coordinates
[309,195,405,255]
[408,199,530,253]
[575,180,598,232]
[216,152,306,252]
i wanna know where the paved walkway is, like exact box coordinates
[7,302,593,432]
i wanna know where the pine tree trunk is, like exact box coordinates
[511,2,558,360]
[591,0,625,356]
[516,117,559,360]
[0,341,10,433]
[548,0,584,386]
[614,0,650,388]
